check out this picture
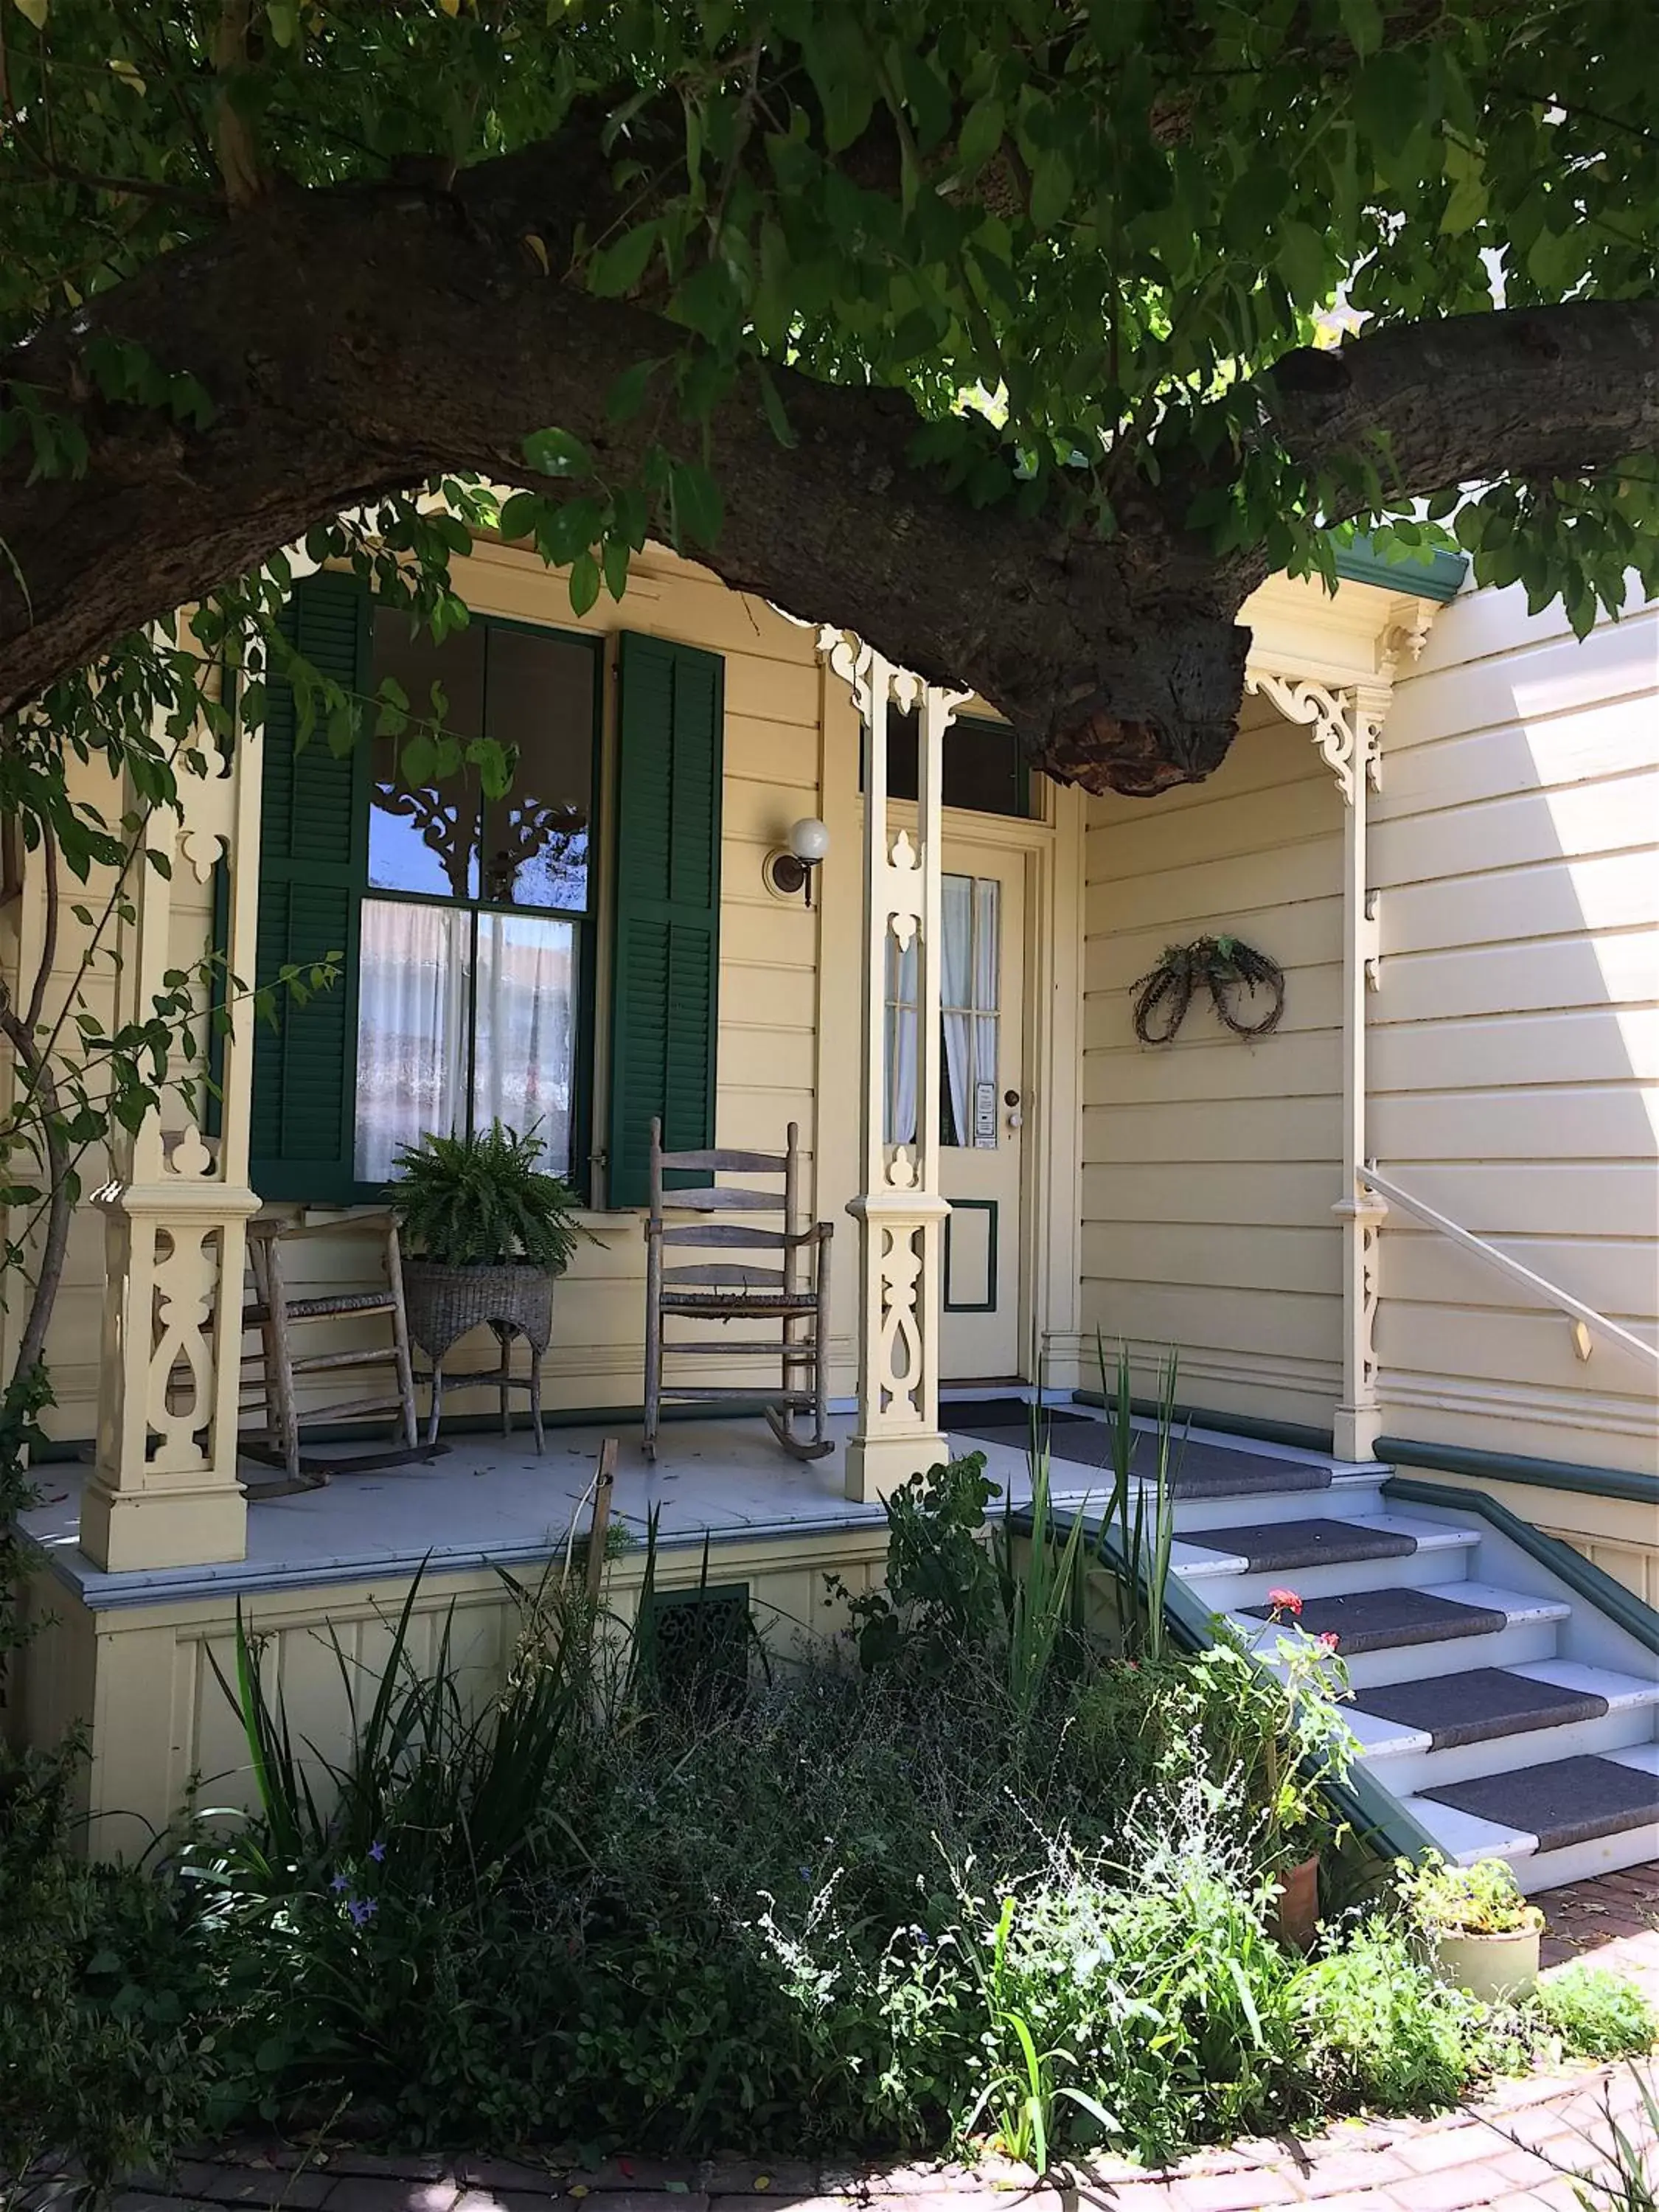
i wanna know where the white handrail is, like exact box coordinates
[1360,1164,1659,1371]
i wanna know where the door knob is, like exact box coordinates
[1004,1088,1023,1131]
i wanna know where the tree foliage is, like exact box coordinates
[0,0,1655,795]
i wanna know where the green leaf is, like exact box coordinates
[522,427,593,479]
[1338,0,1383,58]
[1029,149,1074,232]
[588,220,658,298]
[607,360,655,423]
[497,491,543,541]
[602,533,631,601]
[957,94,1004,174]
[756,364,797,449]
[568,550,602,617]
[1276,220,1329,302]
[1440,138,1488,237]
[671,460,723,548]
[675,258,739,344]
[13,0,49,29]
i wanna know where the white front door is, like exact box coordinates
[886,844,1027,1380]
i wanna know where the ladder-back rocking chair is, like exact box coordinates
[643,1118,833,1461]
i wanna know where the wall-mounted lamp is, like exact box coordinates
[764,816,830,906]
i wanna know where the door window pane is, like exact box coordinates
[367,611,484,900]
[471,912,577,1176]
[355,899,473,1181]
[883,874,1001,1150]
[865,709,1031,818]
[481,627,596,911]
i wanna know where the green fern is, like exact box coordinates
[389,1121,588,1272]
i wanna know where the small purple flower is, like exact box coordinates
[368,1840,386,1863]
[347,1896,378,1928]
[329,1871,349,1893]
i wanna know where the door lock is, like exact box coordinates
[1004,1088,1023,1131]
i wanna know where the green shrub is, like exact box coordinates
[1293,1918,1489,2112]
[0,1747,215,2194]
[1532,1966,1659,2062]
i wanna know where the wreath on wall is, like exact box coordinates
[1131,934,1286,1046]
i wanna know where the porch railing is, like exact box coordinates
[1360,1164,1659,1371]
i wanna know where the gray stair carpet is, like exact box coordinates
[1422,1754,1659,1854]
[950,1419,1331,1497]
[1240,1585,1509,1654]
[1354,1667,1610,1752]
[1185,1516,1417,1572]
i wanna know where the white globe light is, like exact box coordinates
[788,816,830,863]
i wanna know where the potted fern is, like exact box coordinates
[389,1122,589,1451]
[1399,1854,1545,2003]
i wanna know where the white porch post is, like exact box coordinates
[80,706,263,1571]
[822,629,964,1503]
[1243,668,1388,1464]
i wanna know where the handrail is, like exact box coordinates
[1360,1164,1659,1371]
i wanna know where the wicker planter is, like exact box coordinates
[403,1260,555,1451]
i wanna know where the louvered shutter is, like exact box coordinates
[248,571,369,1201]
[606,633,724,1208]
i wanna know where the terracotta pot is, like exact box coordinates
[1271,1851,1321,1951]
[1430,1924,1541,2004]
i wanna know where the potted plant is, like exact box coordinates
[389,1121,590,1451]
[1400,1854,1545,2003]
[1215,1590,1360,1950]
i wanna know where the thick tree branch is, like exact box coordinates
[1,124,1656,794]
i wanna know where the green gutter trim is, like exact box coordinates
[1375,1435,1659,1511]
[1383,1475,1659,1656]
[1331,532,1467,602]
[1071,1390,1336,1458]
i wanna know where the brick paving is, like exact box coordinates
[22,1868,1659,2212]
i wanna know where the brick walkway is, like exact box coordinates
[30,1869,1659,2212]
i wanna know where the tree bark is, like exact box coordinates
[2,143,1656,793]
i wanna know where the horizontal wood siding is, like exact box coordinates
[1369,584,1658,1475]
[1079,695,1345,1425]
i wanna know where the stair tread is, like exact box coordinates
[1353,1666,1614,1754]
[1419,1753,1659,1857]
[1236,1584,1511,1653]
[1175,1512,1471,1576]
[951,1415,1332,1496]
[1509,1659,1659,1711]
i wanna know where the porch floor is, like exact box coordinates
[23,1400,1351,1611]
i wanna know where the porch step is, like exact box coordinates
[950,1413,1334,1498]
[1222,1582,1571,1688]
[1408,1751,1659,1868]
[1174,1514,1480,1608]
[1354,1660,1659,1795]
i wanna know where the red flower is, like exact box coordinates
[1266,1587,1303,1617]
[1319,1631,1340,1651]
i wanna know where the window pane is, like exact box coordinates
[860,708,1029,818]
[947,716,1026,818]
[355,899,473,1182]
[368,611,484,900]
[471,912,577,1177]
[481,627,597,911]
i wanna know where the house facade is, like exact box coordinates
[8,527,1658,1860]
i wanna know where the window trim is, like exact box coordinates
[347,606,605,1203]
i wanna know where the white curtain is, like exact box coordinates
[884,934,918,1147]
[941,873,973,1147]
[355,899,472,1182]
[472,912,576,1172]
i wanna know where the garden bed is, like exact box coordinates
[4,1456,1655,2204]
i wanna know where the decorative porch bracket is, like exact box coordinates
[1243,662,1393,1462]
[80,691,264,1571]
[820,627,969,1503]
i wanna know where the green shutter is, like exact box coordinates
[249,571,369,1202]
[607,633,724,1208]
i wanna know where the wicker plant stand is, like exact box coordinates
[403,1260,554,1454]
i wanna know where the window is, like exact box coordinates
[884,872,1001,1148]
[354,611,599,1183]
[250,576,726,1210]
[866,706,1034,819]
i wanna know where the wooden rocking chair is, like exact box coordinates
[240,1211,422,1490]
[643,1118,833,1462]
